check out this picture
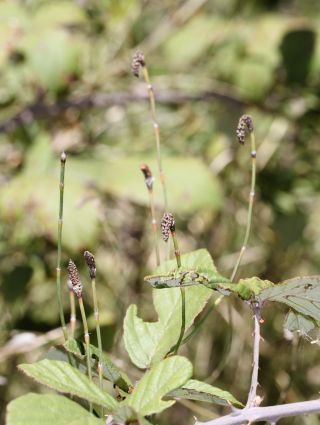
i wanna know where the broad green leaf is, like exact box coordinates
[124,356,192,416]
[64,339,132,391]
[6,393,104,425]
[259,276,320,321]
[284,311,316,338]
[166,379,243,407]
[19,360,118,411]
[124,250,214,368]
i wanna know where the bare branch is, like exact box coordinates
[195,399,320,425]
[0,88,245,134]
[246,302,262,408]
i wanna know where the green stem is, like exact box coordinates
[56,152,67,340]
[230,131,256,282]
[91,278,103,392]
[69,289,76,339]
[174,287,185,356]
[182,295,223,345]
[149,189,160,267]
[78,297,93,413]
[171,231,181,268]
[142,66,168,212]
[171,230,184,355]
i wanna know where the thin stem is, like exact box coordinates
[56,152,67,340]
[171,230,184,355]
[149,187,161,267]
[194,399,320,425]
[174,287,185,356]
[142,66,168,211]
[78,297,93,413]
[182,295,223,345]
[91,278,103,392]
[171,230,181,268]
[246,302,262,408]
[230,131,256,282]
[69,289,76,339]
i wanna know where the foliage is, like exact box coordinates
[2,1,320,424]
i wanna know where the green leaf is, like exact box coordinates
[19,360,118,411]
[166,379,243,407]
[124,250,214,368]
[124,356,192,416]
[231,277,274,300]
[6,393,104,425]
[64,339,132,391]
[284,311,316,338]
[259,276,320,321]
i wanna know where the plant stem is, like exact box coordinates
[149,189,161,267]
[141,66,168,212]
[171,230,181,268]
[246,301,262,408]
[78,297,93,413]
[69,288,76,339]
[230,131,256,282]
[182,295,223,345]
[91,277,103,392]
[194,399,320,425]
[171,230,185,355]
[140,164,160,267]
[56,152,67,340]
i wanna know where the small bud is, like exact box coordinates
[67,260,81,287]
[161,212,175,242]
[131,51,145,77]
[84,250,96,279]
[140,163,154,191]
[60,151,67,163]
[236,114,254,145]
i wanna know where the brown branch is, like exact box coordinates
[0,88,245,134]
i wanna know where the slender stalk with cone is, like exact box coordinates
[67,260,93,412]
[230,114,256,282]
[161,213,184,354]
[83,251,103,394]
[56,152,67,340]
[140,163,160,266]
[132,51,168,212]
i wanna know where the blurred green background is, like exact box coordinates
[0,0,320,424]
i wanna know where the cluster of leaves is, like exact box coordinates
[6,249,243,424]
[2,1,320,423]
[6,245,320,424]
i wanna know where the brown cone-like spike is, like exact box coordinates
[131,51,145,77]
[84,250,96,279]
[161,212,175,242]
[140,163,154,191]
[68,260,81,286]
[236,114,254,145]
